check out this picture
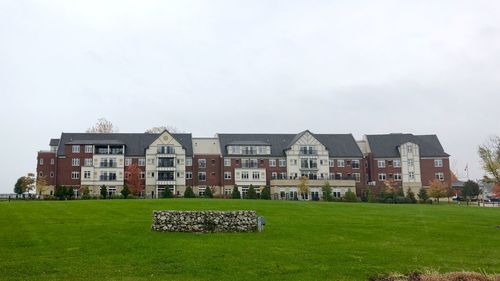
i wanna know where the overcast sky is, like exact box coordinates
[1,0,499,193]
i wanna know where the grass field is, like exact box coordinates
[0,199,498,281]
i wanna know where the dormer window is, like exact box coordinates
[300,146,316,155]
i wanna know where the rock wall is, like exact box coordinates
[151,210,258,233]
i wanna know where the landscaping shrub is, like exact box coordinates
[246,185,257,199]
[162,187,173,198]
[204,187,213,198]
[184,186,196,198]
[344,189,358,202]
[231,185,241,199]
[260,185,271,200]
[100,185,107,199]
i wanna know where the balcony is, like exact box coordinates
[157,147,175,155]
[95,145,124,155]
[99,175,117,181]
[299,148,317,155]
[158,158,175,168]
[99,162,117,168]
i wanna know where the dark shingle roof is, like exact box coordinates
[49,139,60,146]
[57,132,193,157]
[366,134,449,158]
[218,132,363,157]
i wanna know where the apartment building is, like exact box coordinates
[358,134,451,194]
[36,130,451,199]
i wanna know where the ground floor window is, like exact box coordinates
[241,187,248,198]
[198,186,205,196]
[108,186,116,196]
[224,188,232,195]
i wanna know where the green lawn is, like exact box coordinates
[0,199,498,281]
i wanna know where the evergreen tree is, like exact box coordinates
[344,189,358,202]
[66,186,74,200]
[231,185,241,199]
[162,187,173,198]
[204,186,213,198]
[322,182,333,201]
[14,177,24,195]
[261,185,271,200]
[54,185,66,200]
[406,188,417,203]
[121,184,130,199]
[247,185,257,199]
[184,186,196,198]
[417,187,428,203]
[100,185,107,199]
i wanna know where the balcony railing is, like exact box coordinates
[299,149,317,155]
[99,162,117,168]
[99,175,117,181]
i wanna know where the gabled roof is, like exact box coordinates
[49,139,60,146]
[57,133,193,157]
[218,132,363,157]
[365,134,449,158]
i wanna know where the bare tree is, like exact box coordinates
[478,136,500,184]
[145,125,183,134]
[86,118,118,133]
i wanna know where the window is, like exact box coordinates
[408,159,414,166]
[269,159,276,167]
[434,159,443,168]
[84,158,93,167]
[177,172,184,178]
[409,171,415,180]
[352,160,360,169]
[279,159,286,167]
[211,159,216,165]
[407,146,413,153]
[393,159,401,167]
[271,172,277,179]
[83,171,91,179]
[85,145,93,153]
[125,158,132,166]
[198,172,206,181]
[329,160,334,167]
[186,172,192,179]
[378,173,386,181]
[435,172,444,181]
[353,173,361,182]
[224,158,231,167]
[71,171,80,179]
[198,159,206,168]
[198,187,206,197]
[377,160,385,168]
[337,160,345,167]
[39,171,43,177]
[300,146,316,155]
[241,171,249,179]
[224,172,232,179]
[138,158,145,166]
[50,172,54,178]
[72,145,80,153]
[290,159,297,166]
[50,158,54,165]
[279,172,287,179]
[252,171,260,179]
[394,173,402,181]
[39,158,44,165]
[140,172,145,179]
[72,158,80,166]
[186,158,192,166]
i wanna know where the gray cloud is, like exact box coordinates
[1,0,499,192]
